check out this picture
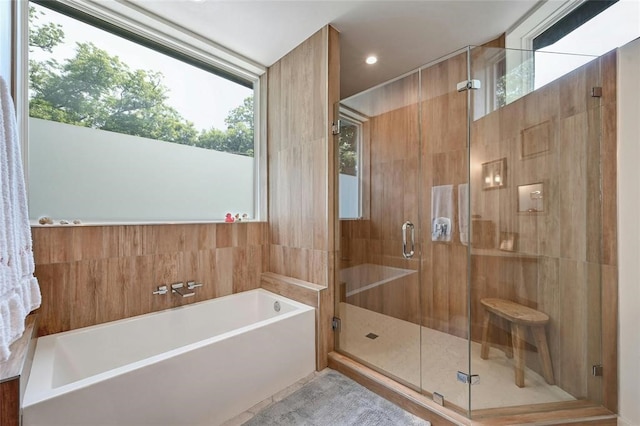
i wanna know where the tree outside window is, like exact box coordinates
[28,4,254,156]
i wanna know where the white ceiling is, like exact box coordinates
[129,0,540,98]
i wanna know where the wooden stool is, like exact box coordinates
[480,298,555,388]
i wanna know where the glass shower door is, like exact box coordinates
[468,46,604,414]
[418,49,472,414]
[336,71,422,390]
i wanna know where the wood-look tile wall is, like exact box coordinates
[340,54,469,332]
[32,222,268,336]
[469,49,617,403]
[420,53,469,338]
[268,26,335,286]
[339,73,422,325]
[266,26,339,369]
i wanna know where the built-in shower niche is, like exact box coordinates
[339,263,418,323]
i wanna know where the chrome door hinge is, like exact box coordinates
[332,317,341,332]
[433,392,444,406]
[331,119,341,135]
[456,371,480,384]
[456,79,482,92]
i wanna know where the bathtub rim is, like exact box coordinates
[23,288,315,408]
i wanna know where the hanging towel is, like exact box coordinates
[0,76,41,361]
[431,185,453,242]
[458,183,469,245]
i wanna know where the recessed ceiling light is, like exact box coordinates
[365,56,378,65]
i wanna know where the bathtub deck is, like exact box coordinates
[23,289,316,426]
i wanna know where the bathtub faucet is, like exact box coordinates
[171,282,195,298]
[187,281,203,290]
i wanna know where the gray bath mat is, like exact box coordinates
[243,370,431,426]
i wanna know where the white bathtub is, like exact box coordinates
[23,289,316,426]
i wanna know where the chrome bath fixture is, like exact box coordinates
[152,285,168,295]
[171,282,195,298]
[187,281,203,290]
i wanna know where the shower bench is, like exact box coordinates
[480,298,555,388]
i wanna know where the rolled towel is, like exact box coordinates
[431,185,453,242]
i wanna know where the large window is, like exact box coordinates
[533,0,639,88]
[506,0,639,93]
[27,1,261,223]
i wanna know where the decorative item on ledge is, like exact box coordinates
[481,158,506,190]
[224,213,249,223]
[499,231,518,252]
[37,217,82,225]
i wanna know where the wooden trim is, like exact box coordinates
[0,314,36,382]
[0,379,19,426]
[260,272,323,308]
[481,33,506,49]
[0,314,37,426]
[328,352,617,426]
[600,49,618,414]
[329,352,468,426]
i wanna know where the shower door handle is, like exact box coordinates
[402,221,415,259]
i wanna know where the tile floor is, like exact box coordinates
[338,302,575,410]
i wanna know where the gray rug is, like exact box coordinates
[243,370,431,426]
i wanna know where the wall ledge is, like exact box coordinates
[261,272,324,308]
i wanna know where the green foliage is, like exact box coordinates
[197,97,254,155]
[28,6,254,156]
[495,59,534,107]
[28,7,64,52]
[339,122,358,176]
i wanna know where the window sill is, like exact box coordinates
[30,219,265,227]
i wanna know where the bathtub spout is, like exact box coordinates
[171,282,195,298]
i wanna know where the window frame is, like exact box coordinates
[506,0,588,52]
[16,0,267,224]
[338,108,367,220]
[531,0,619,52]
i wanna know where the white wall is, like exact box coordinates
[28,118,254,222]
[617,37,640,426]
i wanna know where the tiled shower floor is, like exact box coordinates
[338,302,575,410]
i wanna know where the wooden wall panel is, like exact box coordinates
[420,53,468,337]
[340,72,422,329]
[267,26,339,369]
[0,379,19,426]
[32,222,269,336]
[268,26,331,280]
[0,315,36,426]
[599,49,618,413]
[469,52,617,404]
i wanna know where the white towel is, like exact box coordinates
[458,183,469,245]
[0,76,41,361]
[431,185,453,242]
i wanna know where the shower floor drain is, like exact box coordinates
[365,333,379,340]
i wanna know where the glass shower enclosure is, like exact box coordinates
[336,45,606,419]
